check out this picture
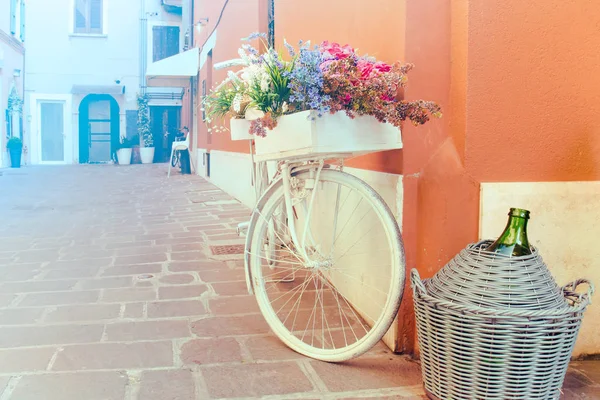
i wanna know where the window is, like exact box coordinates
[74,0,103,34]
[152,26,180,62]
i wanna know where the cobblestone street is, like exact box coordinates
[0,165,597,399]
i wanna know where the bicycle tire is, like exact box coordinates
[248,168,405,362]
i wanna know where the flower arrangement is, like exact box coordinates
[137,95,152,147]
[204,33,441,137]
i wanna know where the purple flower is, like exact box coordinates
[284,39,295,57]
[241,43,259,56]
[285,43,330,116]
[243,32,267,41]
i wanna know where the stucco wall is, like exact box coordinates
[24,0,182,164]
[192,0,600,355]
[481,182,600,357]
[466,0,600,182]
[0,0,25,167]
[25,0,141,96]
[193,0,260,154]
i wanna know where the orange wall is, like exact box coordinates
[192,0,600,353]
[465,0,600,182]
[194,0,261,153]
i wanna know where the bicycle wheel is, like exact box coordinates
[171,151,180,167]
[248,168,405,362]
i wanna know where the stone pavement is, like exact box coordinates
[0,165,597,400]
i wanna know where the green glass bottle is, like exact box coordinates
[484,208,532,256]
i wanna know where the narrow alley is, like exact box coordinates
[0,165,427,400]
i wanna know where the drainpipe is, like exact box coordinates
[139,0,147,95]
[189,0,195,155]
[21,45,26,165]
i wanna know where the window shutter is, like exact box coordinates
[152,26,165,62]
[10,0,17,34]
[89,0,103,33]
[166,26,180,59]
[19,1,25,41]
[74,0,87,32]
[152,26,180,62]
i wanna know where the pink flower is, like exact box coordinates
[374,61,392,73]
[320,41,355,60]
[357,60,392,79]
[357,59,375,79]
[343,94,352,104]
[319,60,335,71]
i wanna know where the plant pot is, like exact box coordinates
[116,148,132,165]
[8,147,22,168]
[140,147,155,164]
[229,111,403,162]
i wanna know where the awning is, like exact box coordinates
[162,0,182,7]
[71,85,125,95]
[146,48,199,87]
[161,0,182,14]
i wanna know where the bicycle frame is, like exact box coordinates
[243,155,346,294]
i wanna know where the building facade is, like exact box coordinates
[191,0,600,357]
[0,0,25,167]
[24,0,184,165]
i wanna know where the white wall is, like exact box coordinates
[480,181,600,357]
[24,0,182,164]
[0,0,25,166]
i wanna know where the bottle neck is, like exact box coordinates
[498,215,529,246]
[485,207,532,256]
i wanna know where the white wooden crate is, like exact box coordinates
[229,118,254,141]
[229,111,402,161]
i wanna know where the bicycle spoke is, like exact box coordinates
[249,169,403,361]
[274,275,312,316]
[255,207,304,264]
[318,274,370,336]
[333,197,363,245]
[327,268,389,299]
[335,222,378,261]
[333,206,374,251]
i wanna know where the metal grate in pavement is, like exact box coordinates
[210,244,245,255]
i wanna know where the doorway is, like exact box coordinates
[78,95,120,163]
[150,106,180,162]
[39,101,67,163]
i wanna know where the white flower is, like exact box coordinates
[240,64,259,84]
[232,93,243,113]
[260,75,270,92]
[282,102,289,113]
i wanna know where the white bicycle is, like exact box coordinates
[241,155,405,362]
[215,60,406,362]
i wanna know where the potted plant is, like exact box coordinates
[137,95,154,164]
[205,34,442,159]
[116,136,133,165]
[6,137,23,168]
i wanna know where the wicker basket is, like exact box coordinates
[411,241,594,400]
